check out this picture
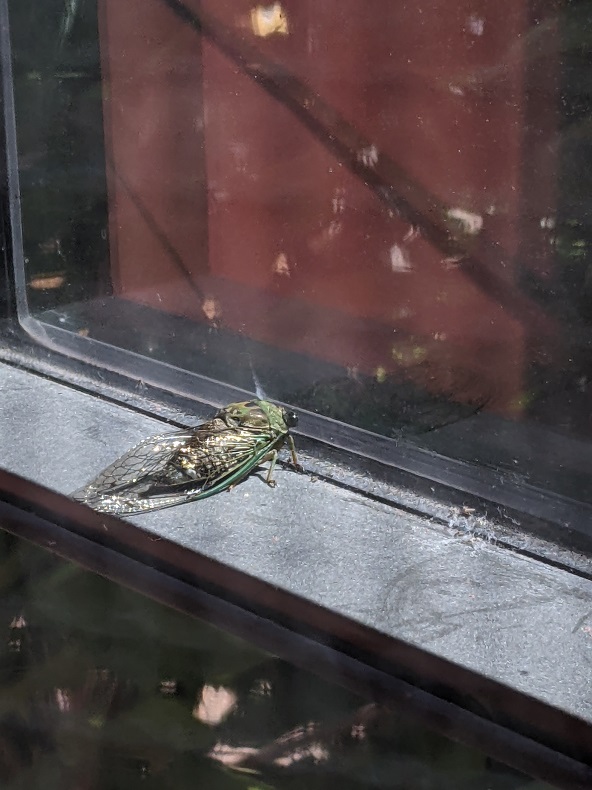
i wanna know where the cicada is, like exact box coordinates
[71,400,300,516]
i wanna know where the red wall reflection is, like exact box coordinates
[100,0,557,413]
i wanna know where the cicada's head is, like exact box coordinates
[219,400,298,434]
[281,408,298,429]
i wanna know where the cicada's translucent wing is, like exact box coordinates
[71,428,203,515]
[72,420,275,516]
[79,430,197,492]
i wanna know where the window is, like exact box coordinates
[1,3,591,785]
[4,0,592,543]
[4,0,592,513]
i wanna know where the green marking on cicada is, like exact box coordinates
[71,400,301,516]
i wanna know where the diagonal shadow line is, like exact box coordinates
[158,0,552,335]
[104,152,205,303]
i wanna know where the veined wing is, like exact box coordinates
[72,429,198,496]
[71,423,272,516]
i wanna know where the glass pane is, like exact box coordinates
[0,528,555,788]
[6,1,592,513]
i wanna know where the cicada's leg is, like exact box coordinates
[287,435,303,473]
[262,450,279,487]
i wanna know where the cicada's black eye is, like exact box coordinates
[283,410,298,428]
